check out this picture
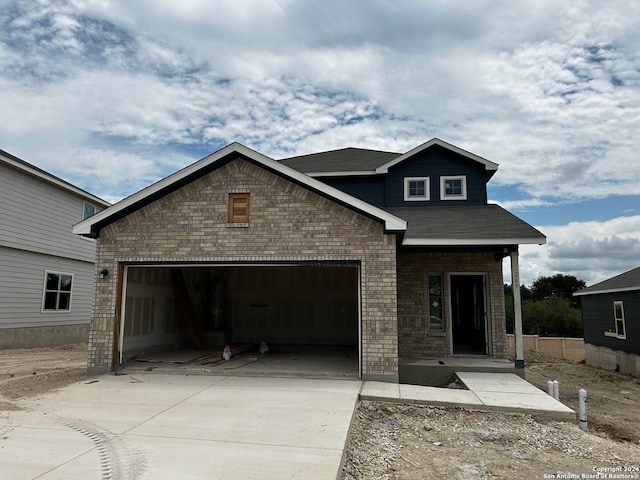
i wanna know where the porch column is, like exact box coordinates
[510,250,525,368]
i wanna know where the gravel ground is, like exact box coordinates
[342,352,640,480]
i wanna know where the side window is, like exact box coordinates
[440,176,467,200]
[428,274,444,332]
[83,202,96,220]
[613,301,626,339]
[42,271,73,312]
[404,177,430,201]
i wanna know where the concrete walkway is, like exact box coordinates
[362,371,576,421]
[2,372,575,480]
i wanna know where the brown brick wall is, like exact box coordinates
[397,252,507,358]
[89,157,399,380]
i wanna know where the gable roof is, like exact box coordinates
[73,142,407,237]
[279,138,499,179]
[0,149,110,207]
[386,205,546,246]
[574,266,640,296]
[279,147,399,176]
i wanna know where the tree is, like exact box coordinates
[521,297,583,337]
[504,274,586,337]
[530,274,586,308]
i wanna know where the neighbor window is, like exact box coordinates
[440,176,467,200]
[613,301,626,339]
[228,193,250,223]
[404,177,430,201]
[42,271,73,311]
[427,274,444,332]
[83,202,96,220]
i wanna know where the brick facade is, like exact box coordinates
[397,252,507,358]
[89,157,399,381]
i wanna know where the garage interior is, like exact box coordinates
[120,263,360,377]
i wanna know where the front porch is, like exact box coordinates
[399,356,522,387]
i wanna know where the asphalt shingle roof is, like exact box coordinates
[575,266,640,295]
[279,147,400,173]
[385,205,546,244]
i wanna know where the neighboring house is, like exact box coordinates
[575,266,640,376]
[0,149,110,348]
[74,139,545,380]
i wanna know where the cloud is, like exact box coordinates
[2,0,640,286]
[507,216,640,287]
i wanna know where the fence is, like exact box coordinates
[506,334,585,362]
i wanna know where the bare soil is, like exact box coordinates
[342,351,640,479]
[0,344,89,410]
[1,346,639,479]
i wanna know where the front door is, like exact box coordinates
[451,275,487,355]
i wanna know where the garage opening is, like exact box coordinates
[118,263,360,377]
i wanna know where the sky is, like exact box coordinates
[1,0,640,287]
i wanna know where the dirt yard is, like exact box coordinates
[342,351,640,479]
[1,346,639,479]
[0,344,89,410]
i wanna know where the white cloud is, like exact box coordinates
[2,0,640,284]
[506,216,640,287]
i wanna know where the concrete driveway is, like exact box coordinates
[1,374,361,479]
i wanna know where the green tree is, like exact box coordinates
[530,274,586,307]
[505,274,585,337]
[522,297,583,337]
[504,283,532,333]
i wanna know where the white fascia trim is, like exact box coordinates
[73,142,407,235]
[574,286,640,297]
[375,138,499,174]
[402,237,547,246]
[2,154,110,207]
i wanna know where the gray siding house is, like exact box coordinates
[575,266,640,376]
[0,149,110,347]
[74,140,545,381]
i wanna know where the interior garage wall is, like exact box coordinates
[88,157,398,381]
[228,266,358,345]
[122,267,185,358]
[121,265,358,358]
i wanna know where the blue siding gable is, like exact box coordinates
[294,143,492,208]
[385,145,488,207]
[321,176,386,208]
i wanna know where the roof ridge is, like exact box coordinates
[278,146,400,161]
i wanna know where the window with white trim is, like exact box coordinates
[440,176,467,200]
[404,177,430,201]
[614,301,626,339]
[42,271,73,311]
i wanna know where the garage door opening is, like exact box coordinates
[118,263,360,377]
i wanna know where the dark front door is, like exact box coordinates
[451,275,487,354]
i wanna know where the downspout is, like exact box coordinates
[510,250,525,368]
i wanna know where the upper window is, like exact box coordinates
[614,301,626,339]
[441,176,467,200]
[228,193,250,223]
[42,271,73,312]
[83,202,96,220]
[404,177,430,201]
